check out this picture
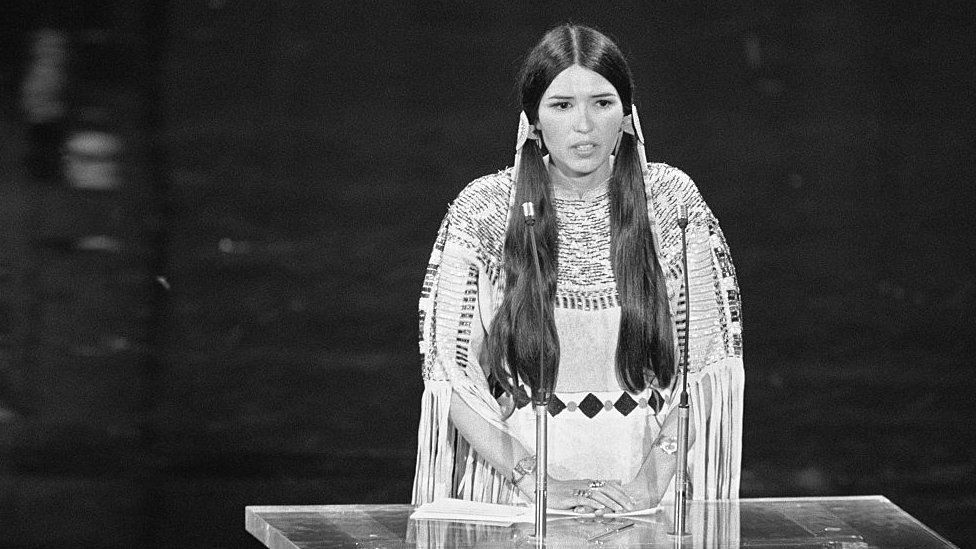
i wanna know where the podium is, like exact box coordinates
[246,496,958,548]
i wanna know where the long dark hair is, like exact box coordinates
[481,24,675,400]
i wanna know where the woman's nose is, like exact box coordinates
[573,106,593,133]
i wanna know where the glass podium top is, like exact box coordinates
[246,496,958,549]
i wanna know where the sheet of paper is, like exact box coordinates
[410,498,661,525]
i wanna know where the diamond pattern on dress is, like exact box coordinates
[508,391,663,418]
[547,395,566,416]
[648,390,663,413]
[613,393,638,416]
[577,393,604,418]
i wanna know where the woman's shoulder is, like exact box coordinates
[450,167,515,213]
[644,162,699,196]
[440,167,514,254]
[644,161,710,210]
[642,161,720,246]
[445,167,514,228]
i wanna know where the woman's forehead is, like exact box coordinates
[544,65,619,98]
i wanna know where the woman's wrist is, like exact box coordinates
[512,455,536,488]
[653,433,678,456]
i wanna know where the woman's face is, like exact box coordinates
[535,64,625,182]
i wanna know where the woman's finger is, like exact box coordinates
[595,483,638,511]
[549,479,640,512]
[551,482,598,510]
[586,489,627,512]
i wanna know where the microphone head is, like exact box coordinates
[521,201,536,222]
[677,204,689,228]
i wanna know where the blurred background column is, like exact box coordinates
[1,1,168,547]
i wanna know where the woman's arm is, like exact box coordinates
[450,391,636,511]
[622,164,745,505]
[622,375,712,507]
[448,391,531,485]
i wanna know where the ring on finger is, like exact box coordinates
[588,480,606,489]
[573,489,593,498]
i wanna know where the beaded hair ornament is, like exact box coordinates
[620,104,648,174]
[621,105,664,254]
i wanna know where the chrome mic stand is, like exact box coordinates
[670,204,692,538]
[522,202,549,545]
[533,400,548,545]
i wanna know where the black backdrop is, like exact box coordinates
[1,1,974,548]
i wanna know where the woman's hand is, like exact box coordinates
[619,470,667,510]
[543,478,636,514]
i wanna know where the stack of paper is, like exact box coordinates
[410,499,532,524]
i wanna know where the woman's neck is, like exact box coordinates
[548,159,612,200]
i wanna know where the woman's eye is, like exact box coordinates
[596,99,615,108]
[549,101,571,110]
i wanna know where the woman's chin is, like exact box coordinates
[549,157,613,180]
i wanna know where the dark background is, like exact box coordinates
[1,1,975,548]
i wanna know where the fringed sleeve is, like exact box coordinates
[413,213,453,504]
[648,163,744,500]
[412,172,521,505]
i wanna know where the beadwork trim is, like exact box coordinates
[515,390,665,418]
[555,289,620,311]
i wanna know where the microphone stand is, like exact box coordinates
[670,204,692,538]
[522,202,549,545]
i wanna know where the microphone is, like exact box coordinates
[521,200,548,542]
[677,204,689,229]
[671,203,692,538]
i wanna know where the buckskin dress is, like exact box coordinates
[412,162,743,506]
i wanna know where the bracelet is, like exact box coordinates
[512,455,536,486]
[655,435,678,455]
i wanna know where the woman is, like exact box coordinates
[413,24,743,513]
